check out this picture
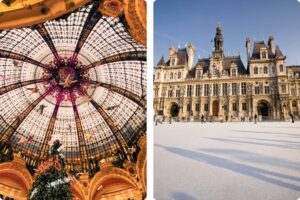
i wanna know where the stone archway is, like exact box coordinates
[89,167,142,200]
[257,100,271,119]
[170,103,180,117]
[0,155,33,200]
[212,100,219,116]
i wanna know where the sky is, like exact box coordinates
[154,0,300,67]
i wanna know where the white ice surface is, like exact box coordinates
[154,122,300,200]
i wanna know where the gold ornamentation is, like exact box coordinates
[99,0,124,18]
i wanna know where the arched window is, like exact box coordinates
[263,66,268,74]
[292,100,297,107]
[178,72,181,79]
[254,67,258,74]
[170,72,173,79]
[279,65,284,72]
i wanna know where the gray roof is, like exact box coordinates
[163,48,189,67]
[287,65,300,72]
[251,41,284,59]
[190,56,246,77]
[157,56,165,66]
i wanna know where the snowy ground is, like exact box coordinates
[154,122,300,200]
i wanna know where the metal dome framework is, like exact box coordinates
[0,1,146,172]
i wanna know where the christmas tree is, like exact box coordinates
[28,140,72,200]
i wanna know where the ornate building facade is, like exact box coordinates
[154,26,300,121]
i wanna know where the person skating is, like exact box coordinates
[201,114,205,123]
[289,112,295,123]
[254,114,257,124]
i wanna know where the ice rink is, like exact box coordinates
[154,122,300,200]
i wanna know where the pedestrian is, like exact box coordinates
[289,112,294,123]
[169,116,172,124]
[225,115,228,122]
[201,114,204,123]
[254,114,257,124]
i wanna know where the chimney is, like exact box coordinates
[246,37,251,62]
[268,35,275,55]
[187,43,195,69]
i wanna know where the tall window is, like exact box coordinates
[255,86,260,94]
[170,72,173,79]
[176,89,180,97]
[204,103,209,112]
[222,83,228,96]
[196,103,200,112]
[254,67,258,74]
[195,85,201,96]
[279,65,284,72]
[264,86,270,94]
[213,84,219,96]
[187,85,192,97]
[242,102,247,111]
[241,82,247,95]
[204,84,209,96]
[232,103,237,111]
[281,84,286,93]
[168,90,173,97]
[178,72,181,79]
[263,66,268,74]
[157,73,160,80]
[187,104,192,112]
[154,88,159,97]
[232,83,237,95]
[197,71,201,78]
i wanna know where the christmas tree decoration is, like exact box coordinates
[28,140,72,200]
[18,135,27,144]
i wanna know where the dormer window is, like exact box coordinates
[171,58,176,66]
[260,49,268,59]
[231,68,237,77]
[279,64,284,72]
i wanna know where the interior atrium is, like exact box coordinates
[0,0,147,199]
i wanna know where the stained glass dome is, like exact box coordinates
[0,1,146,173]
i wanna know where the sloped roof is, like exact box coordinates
[164,48,189,67]
[157,56,166,66]
[251,41,284,59]
[287,65,300,72]
[176,48,188,65]
[223,56,247,74]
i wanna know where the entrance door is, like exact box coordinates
[170,103,179,117]
[212,100,219,116]
[258,101,269,118]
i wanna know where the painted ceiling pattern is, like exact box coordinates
[0,1,146,164]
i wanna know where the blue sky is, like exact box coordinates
[154,0,300,67]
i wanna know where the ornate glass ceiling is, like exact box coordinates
[0,1,146,171]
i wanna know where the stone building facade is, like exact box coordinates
[154,26,300,121]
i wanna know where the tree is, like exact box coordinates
[28,140,72,200]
